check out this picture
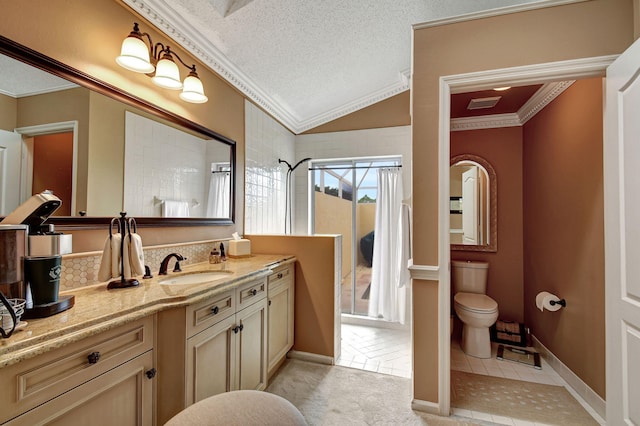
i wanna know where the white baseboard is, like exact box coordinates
[532,335,606,421]
[287,350,334,365]
[411,398,442,415]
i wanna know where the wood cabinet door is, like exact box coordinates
[186,314,236,405]
[268,279,294,375]
[8,351,154,426]
[236,297,268,391]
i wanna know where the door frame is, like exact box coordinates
[14,121,78,215]
[436,55,616,416]
[309,155,402,318]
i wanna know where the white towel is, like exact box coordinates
[111,233,122,278]
[98,236,112,281]
[122,237,132,279]
[397,203,412,288]
[128,233,145,276]
[98,233,126,281]
[162,200,190,217]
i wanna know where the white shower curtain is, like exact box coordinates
[368,167,408,324]
[206,172,230,218]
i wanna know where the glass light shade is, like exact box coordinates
[116,36,155,73]
[152,57,183,90]
[180,74,208,103]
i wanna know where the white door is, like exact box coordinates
[0,130,23,215]
[461,166,479,245]
[604,37,640,426]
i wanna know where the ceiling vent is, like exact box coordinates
[467,96,501,110]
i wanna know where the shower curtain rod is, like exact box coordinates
[308,164,402,171]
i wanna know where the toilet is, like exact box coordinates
[452,260,498,359]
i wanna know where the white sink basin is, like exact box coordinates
[158,271,231,286]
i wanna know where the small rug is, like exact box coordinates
[450,370,598,425]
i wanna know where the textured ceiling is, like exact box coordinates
[0,55,76,98]
[123,0,544,132]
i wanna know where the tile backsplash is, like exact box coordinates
[59,239,225,292]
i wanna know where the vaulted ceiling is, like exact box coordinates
[121,0,545,133]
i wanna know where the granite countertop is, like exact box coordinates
[0,254,294,368]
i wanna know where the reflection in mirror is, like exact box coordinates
[450,154,497,252]
[124,112,231,218]
[0,36,235,227]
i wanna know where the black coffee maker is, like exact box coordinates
[1,191,74,319]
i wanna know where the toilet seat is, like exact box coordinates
[454,292,498,314]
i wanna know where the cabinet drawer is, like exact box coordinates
[0,316,153,424]
[237,278,266,310]
[268,265,291,289]
[187,289,235,337]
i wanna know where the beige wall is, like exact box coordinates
[17,88,91,213]
[412,0,634,405]
[0,0,246,252]
[314,192,352,278]
[0,93,17,130]
[304,91,410,134]
[523,78,605,398]
[451,127,524,323]
[247,235,338,358]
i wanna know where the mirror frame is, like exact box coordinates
[450,154,497,253]
[0,35,236,229]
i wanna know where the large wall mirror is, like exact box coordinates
[450,154,497,252]
[0,35,235,228]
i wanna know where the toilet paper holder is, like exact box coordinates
[549,298,566,308]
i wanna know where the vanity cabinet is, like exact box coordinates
[0,317,155,425]
[267,263,295,377]
[158,276,268,423]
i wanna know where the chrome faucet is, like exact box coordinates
[159,253,186,275]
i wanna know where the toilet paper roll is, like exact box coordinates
[536,291,562,312]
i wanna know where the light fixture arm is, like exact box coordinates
[117,22,207,103]
[163,46,198,74]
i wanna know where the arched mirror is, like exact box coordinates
[450,154,496,252]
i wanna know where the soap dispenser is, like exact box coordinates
[209,246,220,264]
[219,242,226,261]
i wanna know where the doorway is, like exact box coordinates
[438,57,613,420]
[14,121,78,215]
[309,156,412,378]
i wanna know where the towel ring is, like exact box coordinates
[109,217,121,238]
[129,217,138,233]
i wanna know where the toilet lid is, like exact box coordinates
[454,292,498,313]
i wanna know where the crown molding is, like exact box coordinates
[121,0,411,134]
[518,80,574,124]
[296,72,410,133]
[450,80,575,131]
[413,0,592,30]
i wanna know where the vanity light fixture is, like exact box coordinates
[116,23,208,103]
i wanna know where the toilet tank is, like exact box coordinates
[451,260,489,294]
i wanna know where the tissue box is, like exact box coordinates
[229,239,251,258]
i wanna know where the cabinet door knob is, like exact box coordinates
[145,368,157,379]
[277,273,283,279]
[87,351,101,364]
[211,306,219,315]
[250,288,258,296]
[268,299,272,306]
[233,325,240,334]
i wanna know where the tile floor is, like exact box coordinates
[337,322,605,426]
[336,322,412,378]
